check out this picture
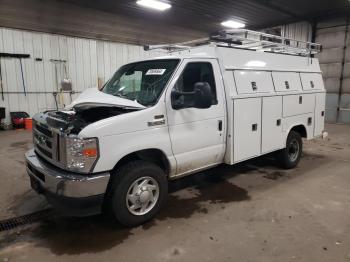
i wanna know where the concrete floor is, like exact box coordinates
[0,123,350,262]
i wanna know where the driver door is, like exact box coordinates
[166,59,226,176]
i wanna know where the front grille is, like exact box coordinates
[33,122,54,159]
[33,132,52,149]
[35,123,53,138]
[33,121,65,166]
[35,146,52,159]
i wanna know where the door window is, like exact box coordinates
[174,62,218,105]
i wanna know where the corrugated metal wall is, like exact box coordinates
[315,17,350,123]
[278,19,350,124]
[0,27,160,123]
[280,22,312,42]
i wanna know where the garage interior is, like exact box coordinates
[0,0,350,261]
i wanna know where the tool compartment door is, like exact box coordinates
[283,94,315,117]
[300,73,324,90]
[234,71,274,94]
[233,98,261,162]
[314,92,326,136]
[272,72,302,92]
[262,96,284,154]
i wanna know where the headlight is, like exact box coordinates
[66,136,99,173]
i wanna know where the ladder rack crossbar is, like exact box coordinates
[144,29,322,56]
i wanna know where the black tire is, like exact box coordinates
[277,131,303,169]
[105,160,168,227]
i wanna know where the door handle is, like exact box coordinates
[276,119,281,126]
[218,120,223,131]
[307,117,312,126]
[252,123,258,131]
[148,118,165,127]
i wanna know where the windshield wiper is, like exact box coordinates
[114,93,146,107]
[114,93,131,100]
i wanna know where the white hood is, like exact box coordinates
[68,88,146,110]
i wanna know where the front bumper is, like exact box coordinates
[25,149,110,216]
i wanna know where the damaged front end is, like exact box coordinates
[42,106,137,135]
[39,87,146,135]
[32,100,141,173]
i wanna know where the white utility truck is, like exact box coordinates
[25,29,326,226]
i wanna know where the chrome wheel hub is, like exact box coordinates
[139,190,150,203]
[126,176,159,216]
[288,139,300,162]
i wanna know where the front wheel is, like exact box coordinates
[106,160,168,227]
[277,131,303,169]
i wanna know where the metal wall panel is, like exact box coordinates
[325,94,339,122]
[0,27,160,123]
[324,78,340,94]
[343,63,350,78]
[316,31,346,49]
[281,22,312,42]
[268,21,350,122]
[320,63,342,79]
[317,47,344,64]
[316,17,350,123]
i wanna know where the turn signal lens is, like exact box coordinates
[83,148,98,157]
[66,136,99,173]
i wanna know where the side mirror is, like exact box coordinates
[193,82,212,109]
[171,82,213,110]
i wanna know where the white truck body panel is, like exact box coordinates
[80,103,177,175]
[272,72,302,92]
[261,96,284,154]
[314,93,326,137]
[69,87,146,109]
[282,94,316,118]
[76,45,326,175]
[165,58,226,177]
[300,73,324,91]
[233,98,262,162]
[234,71,274,94]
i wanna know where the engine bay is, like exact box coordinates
[44,106,137,134]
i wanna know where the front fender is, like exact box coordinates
[93,127,176,175]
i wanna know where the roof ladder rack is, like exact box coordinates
[144,29,322,57]
[211,29,322,56]
[144,37,211,52]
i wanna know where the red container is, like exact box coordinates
[13,118,24,127]
[24,118,33,129]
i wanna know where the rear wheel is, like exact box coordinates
[106,160,168,227]
[277,131,303,169]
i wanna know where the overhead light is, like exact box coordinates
[221,20,245,29]
[136,0,171,11]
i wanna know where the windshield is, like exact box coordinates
[102,59,179,106]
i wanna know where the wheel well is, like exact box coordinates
[290,125,307,138]
[112,149,170,176]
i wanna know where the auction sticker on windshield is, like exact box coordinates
[146,69,166,75]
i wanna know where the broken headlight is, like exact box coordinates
[66,136,99,173]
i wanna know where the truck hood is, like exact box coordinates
[68,88,146,110]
